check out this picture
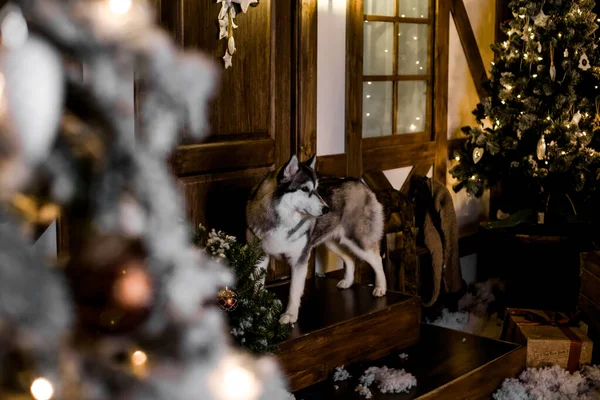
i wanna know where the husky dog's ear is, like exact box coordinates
[278,155,299,181]
[305,154,317,170]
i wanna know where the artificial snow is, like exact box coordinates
[333,365,352,381]
[493,365,600,400]
[399,353,409,360]
[355,385,372,398]
[358,366,417,395]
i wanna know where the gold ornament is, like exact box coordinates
[537,133,547,160]
[579,53,591,71]
[549,44,556,81]
[217,286,238,311]
[472,147,484,164]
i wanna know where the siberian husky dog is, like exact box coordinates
[246,154,386,324]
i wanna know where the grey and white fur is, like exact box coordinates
[246,154,387,324]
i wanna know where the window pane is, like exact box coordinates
[398,24,429,75]
[364,0,395,16]
[363,81,393,138]
[363,22,394,75]
[397,81,426,133]
[399,0,429,18]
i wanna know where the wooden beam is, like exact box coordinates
[364,142,437,172]
[433,0,450,183]
[316,154,347,177]
[400,164,432,194]
[363,171,394,191]
[449,0,490,101]
[295,0,318,163]
[345,0,364,178]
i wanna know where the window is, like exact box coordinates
[362,0,433,138]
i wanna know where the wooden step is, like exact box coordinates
[293,324,526,399]
[270,277,421,391]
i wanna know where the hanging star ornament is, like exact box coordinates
[533,8,549,27]
[217,0,257,69]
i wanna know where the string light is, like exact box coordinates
[132,350,148,366]
[409,124,417,131]
[401,14,405,17]
[413,36,418,40]
[491,62,495,65]
[455,156,460,161]
[470,175,477,180]
[416,117,421,120]
[367,81,372,85]
[505,85,513,91]
[517,94,521,98]
[31,378,54,400]
[558,33,562,38]
[537,57,543,61]
[524,54,528,59]
[501,100,506,104]
[416,61,420,64]
[384,49,388,53]
[519,14,525,18]
[586,113,590,117]
[546,116,551,120]
[366,113,371,117]
[528,27,532,32]
[502,41,509,48]
[562,151,566,155]
[530,34,535,39]
[533,74,538,78]
[366,95,371,98]
[583,131,587,136]
[109,0,132,14]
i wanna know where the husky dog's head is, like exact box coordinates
[275,154,330,217]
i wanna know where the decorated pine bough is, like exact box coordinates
[0,0,290,398]
[493,364,600,400]
[192,225,292,354]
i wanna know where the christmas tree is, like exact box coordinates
[450,0,600,218]
[0,0,289,399]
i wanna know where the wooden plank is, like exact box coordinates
[363,132,430,150]
[581,251,600,279]
[274,278,421,392]
[364,75,430,82]
[579,294,600,339]
[345,0,364,178]
[363,142,437,172]
[449,0,490,101]
[363,171,394,191]
[364,15,430,24]
[272,0,293,167]
[420,347,526,400]
[433,0,449,183]
[400,163,432,194]
[316,154,347,177]
[580,268,600,308]
[295,0,318,163]
[171,137,275,176]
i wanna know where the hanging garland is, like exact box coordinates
[192,224,291,354]
[217,0,258,69]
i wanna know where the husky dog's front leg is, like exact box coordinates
[280,260,308,324]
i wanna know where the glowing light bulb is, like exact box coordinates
[496,119,500,125]
[530,34,535,39]
[547,116,551,120]
[524,54,528,59]
[537,57,543,61]
[401,14,406,17]
[470,175,476,180]
[502,41,509,48]
[501,100,506,104]
[109,0,132,14]
[596,86,598,89]
[366,95,371,98]
[132,350,148,366]
[562,151,566,155]
[583,132,587,136]
[520,111,524,114]
[31,378,54,400]
[455,156,460,161]
[586,113,590,117]
[558,33,562,38]
[409,124,417,131]
[416,117,421,121]
[533,74,538,78]
[415,61,420,64]
[367,81,372,85]
[528,27,532,32]
[419,67,423,70]
[506,85,513,90]
[519,14,525,18]
[384,49,388,53]
[517,95,521,98]
[366,113,370,117]
[413,36,418,40]
[491,62,495,65]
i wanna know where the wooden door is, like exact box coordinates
[153,0,317,282]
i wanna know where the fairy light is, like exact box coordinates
[524,53,528,59]
[367,81,372,85]
[583,131,587,136]
[132,350,148,366]
[517,94,521,98]
[109,0,132,14]
[502,41,509,48]
[533,74,538,78]
[505,85,512,91]
[366,95,371,98]
[455,156,460,161]
[537,56,543,61]
[586,112,590,117]
[547,116,551,120]
[528,27,532,32]
[366,113,371,117]
[501,100,506,104]
[491,61,495,65]
[566,124,570,128]
[530,34,535,39]
[496,119,500,125]
[519,14,525,18]
[562,151,566,155]
[409,124,417,131]
[470,175,477,180]
[558,33,562,38]
[401,14,406,17]
[384,49,388,53]
[31,378,54,400]
[416,117,421,120]
[413,36,418,40]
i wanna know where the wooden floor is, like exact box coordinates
[269,277,417,341]
[293,324,526,399]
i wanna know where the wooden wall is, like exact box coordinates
[154,0,317,282]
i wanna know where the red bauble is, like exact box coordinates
[65,234,154,334]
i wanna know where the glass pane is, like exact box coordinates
[363,81,393,138]
[364,0,395,16]
[397,81,427,133]
[399,0,429,18]
[398,24,429,75]
[363,22,394,75]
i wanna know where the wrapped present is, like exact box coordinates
[501,308,593,372]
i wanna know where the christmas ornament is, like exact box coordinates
[537,42,542,53]
[564,48,569,58]
[571,110,582,126]
[65,235,154,334]
[549,44,556,81]
[537,134,547,160]
[0,33,64,186]
[533,8,549,27]
[217,287,238,311]
[0,4,28,49]
[217,0,258,69]
[472,147,484,164]
[517,130,522,139]
[579,53,590,70]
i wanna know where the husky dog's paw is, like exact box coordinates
[372,287,386,297]
[337,279,354,289]
[279,313,297,324]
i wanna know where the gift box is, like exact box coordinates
[501,308,593,372]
